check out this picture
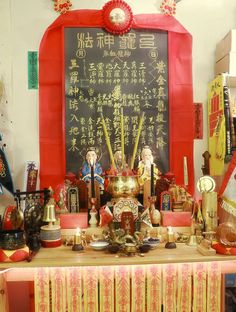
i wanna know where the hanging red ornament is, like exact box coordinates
[54,0,72,14]
[102,0,133,35]
[160,0,176,16]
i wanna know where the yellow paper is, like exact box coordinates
[177,263,192,312]
[146,264,162,312]
[34,268,50,312]
[115,266,130,312]
[207,262,221,312]
[0,273,9,312]
[50,267,67,312]
[83,266,99,312]
[208,74,225,175]
[66,267,83,312]
[162,264,177,312]
[192,263,207,312]
[99,266,114,312]
[131,265,146,312]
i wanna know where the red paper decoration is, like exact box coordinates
[54,0,72,14]
[212,241,236,255]
[102,0,133,35]
[194,103,203,139]
[0,247,29,263]
[160,0,176,16]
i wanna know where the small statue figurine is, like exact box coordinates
[81,148,104,188]
[113,149,124,173]
[137,146,160,186]
[106,148,132,176]
[54,172,76,212]
[106,149,123,175]
[165,172,194,212]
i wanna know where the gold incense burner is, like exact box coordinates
[107,175,140,198]
[123,243,137,255]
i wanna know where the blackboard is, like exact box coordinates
[64,27,169,173]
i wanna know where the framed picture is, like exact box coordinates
[67,185,80,212]
[160,191,172,211]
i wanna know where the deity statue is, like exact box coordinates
[114,149,123,172]
[137,146,160,186]
[106,149,123,175]
[106,148,131,176]
[81,148,104,188]
[165,172,193,212]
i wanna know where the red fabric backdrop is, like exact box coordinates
[39,10,194,194]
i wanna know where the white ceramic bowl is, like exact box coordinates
[143,238,160,249]
[89,241,109,250]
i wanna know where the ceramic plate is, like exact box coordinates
[90,241,109,250]
[143,238,160,249]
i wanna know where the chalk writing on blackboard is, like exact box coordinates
[64,28,169,174]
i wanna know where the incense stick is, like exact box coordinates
[100,113,116,169]
[130,112,145,170]
[120,107,125,167]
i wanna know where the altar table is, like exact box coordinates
[0,244,236,312]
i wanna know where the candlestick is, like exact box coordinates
[130,112,145,169]
[165,226,176,249]
[151,163,154,196]
[183,156,188,187]
[100,113,116,169]
[120,107,125,167]
[168,233,174,243]
[74,228,81,245]
[72,227,84,251]
[90,164,95,198]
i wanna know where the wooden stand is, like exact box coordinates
[197,239,216,256]
[197,244,216,256]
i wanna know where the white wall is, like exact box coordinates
[0,0,236,211]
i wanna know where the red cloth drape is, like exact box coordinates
[39,10,194,194]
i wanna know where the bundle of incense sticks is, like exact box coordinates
[101,111,145,171]
[130,112,145,169]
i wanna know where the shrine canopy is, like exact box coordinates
[39,10,194,194]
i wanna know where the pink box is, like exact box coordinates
[60,213,88,229]
[161,211,191,227]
